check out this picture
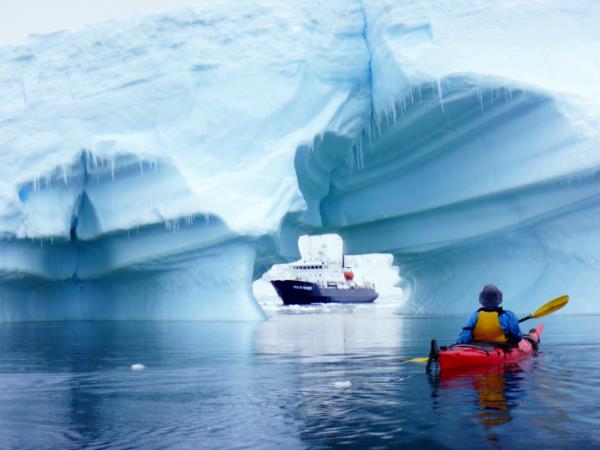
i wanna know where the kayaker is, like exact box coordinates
[457,284,523,345]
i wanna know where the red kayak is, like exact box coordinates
[427,324,544,371]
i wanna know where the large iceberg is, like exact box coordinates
[1,0,599,320]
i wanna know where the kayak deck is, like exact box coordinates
[429,324,544,371]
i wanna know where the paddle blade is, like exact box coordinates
[531,295,569,319]
[406,357,429,363]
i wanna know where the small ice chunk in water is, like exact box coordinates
[131,363,145,371]
[333,380,352,388]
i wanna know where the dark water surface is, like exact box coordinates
[0,308,599,449]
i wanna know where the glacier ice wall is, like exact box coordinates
[1,0,600,320]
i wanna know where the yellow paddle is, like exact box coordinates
[518,294,569,322]
[404,294,570,364]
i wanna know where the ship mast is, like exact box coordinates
[341,238,345,268]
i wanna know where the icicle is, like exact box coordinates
[61,164,69,185]
[354,142,363,170]
[357,140,364,170]
[436,79,445,112]
[476,87,484,112]
[391,102,398,123]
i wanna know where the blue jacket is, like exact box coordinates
[457,309,523,344]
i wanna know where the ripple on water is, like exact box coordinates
[0,314,598,448]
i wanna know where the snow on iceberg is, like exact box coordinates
[1,0,600,320]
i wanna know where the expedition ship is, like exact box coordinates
[270,257,378,305]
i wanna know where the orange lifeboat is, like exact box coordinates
[343,271,354,281]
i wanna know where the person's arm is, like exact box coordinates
[456,312,478,344]
[501,311,523,343]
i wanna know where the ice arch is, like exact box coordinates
[295,75,600,313]
[0,151,265,321]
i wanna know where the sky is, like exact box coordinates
[0,0,198,44]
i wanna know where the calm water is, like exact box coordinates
[0,307,599,449]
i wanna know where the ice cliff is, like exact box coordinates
[1,0,599,320]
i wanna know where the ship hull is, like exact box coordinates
[271,280,378,305]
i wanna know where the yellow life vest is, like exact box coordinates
[472,310,507,343]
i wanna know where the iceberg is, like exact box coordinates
[1,0,599,320]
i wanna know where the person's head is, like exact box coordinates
[479,284,503,309]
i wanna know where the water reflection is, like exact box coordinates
[430,364,528,447]
[0,313,598,448]
[0,322,264,448]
